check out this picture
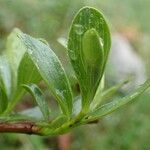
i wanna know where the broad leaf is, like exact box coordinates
[68,7,111,111]
[83,79,150,123]
[23,84,50,121]
[18,33,73,117]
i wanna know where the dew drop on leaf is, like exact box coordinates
[74,24,84,35]
[100,18,104,24]
[99,37,104,47]
[69,49,77,60]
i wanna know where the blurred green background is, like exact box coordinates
[0,0,149,149]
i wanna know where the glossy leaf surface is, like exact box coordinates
[91,80,129,109]
[23,84,50,121]
[0,55,12,99]
[17,52,41,87]
[0,88,7,114]
[84,79,150,122]
[5,28,26,91]
[18,33,73,116]
[68,7,111,110]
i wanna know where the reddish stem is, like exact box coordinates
[0,122,40,135]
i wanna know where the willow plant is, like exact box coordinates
[0,7,149,136]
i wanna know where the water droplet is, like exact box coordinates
[90,14,94,18]
[74,24,84,35]
[69,50,77,60]
[55,89,64,99]
[99,37,104,47]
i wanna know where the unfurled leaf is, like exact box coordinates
[83,79,150,122]
[23,84,50,121]
[18,33,73,117]
[68,7,111,111]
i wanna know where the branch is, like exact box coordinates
[0,121,41,135]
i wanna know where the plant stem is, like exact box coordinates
[0,121,40,135]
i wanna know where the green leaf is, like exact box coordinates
[18,33,73,117]
[5,28,26,91]
[68,7,111,111]
[23,84,50,121]
[49,115,68,129]
[82,29,104,97]
[91,79,129,109]
[40,115,68,135]
[73,96,82,116]
[0,114,36,123]
[18,53,41,86]
[4,52,42,114]
[0,55,12,99]
[0,88,8,114]
[20,106,44,120]
[83,79,150,122]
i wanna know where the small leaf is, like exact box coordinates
[0,88,8,114]
[82,29,104,101]
[91,79,129,109]
[18,33,73,117]
[18,52,41,86]
[23,84,50,121]
[20,106,44,120]
[73,96,82,116]
[40,115,68,135]
[68,7,111,111]
[49,115,68,129]
[83,79,150,122]
[0,55,12,99]
[5,28,26,91]
[4,52,42,114]
[0,114,36,123]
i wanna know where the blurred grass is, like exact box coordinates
[0,0,149,149]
